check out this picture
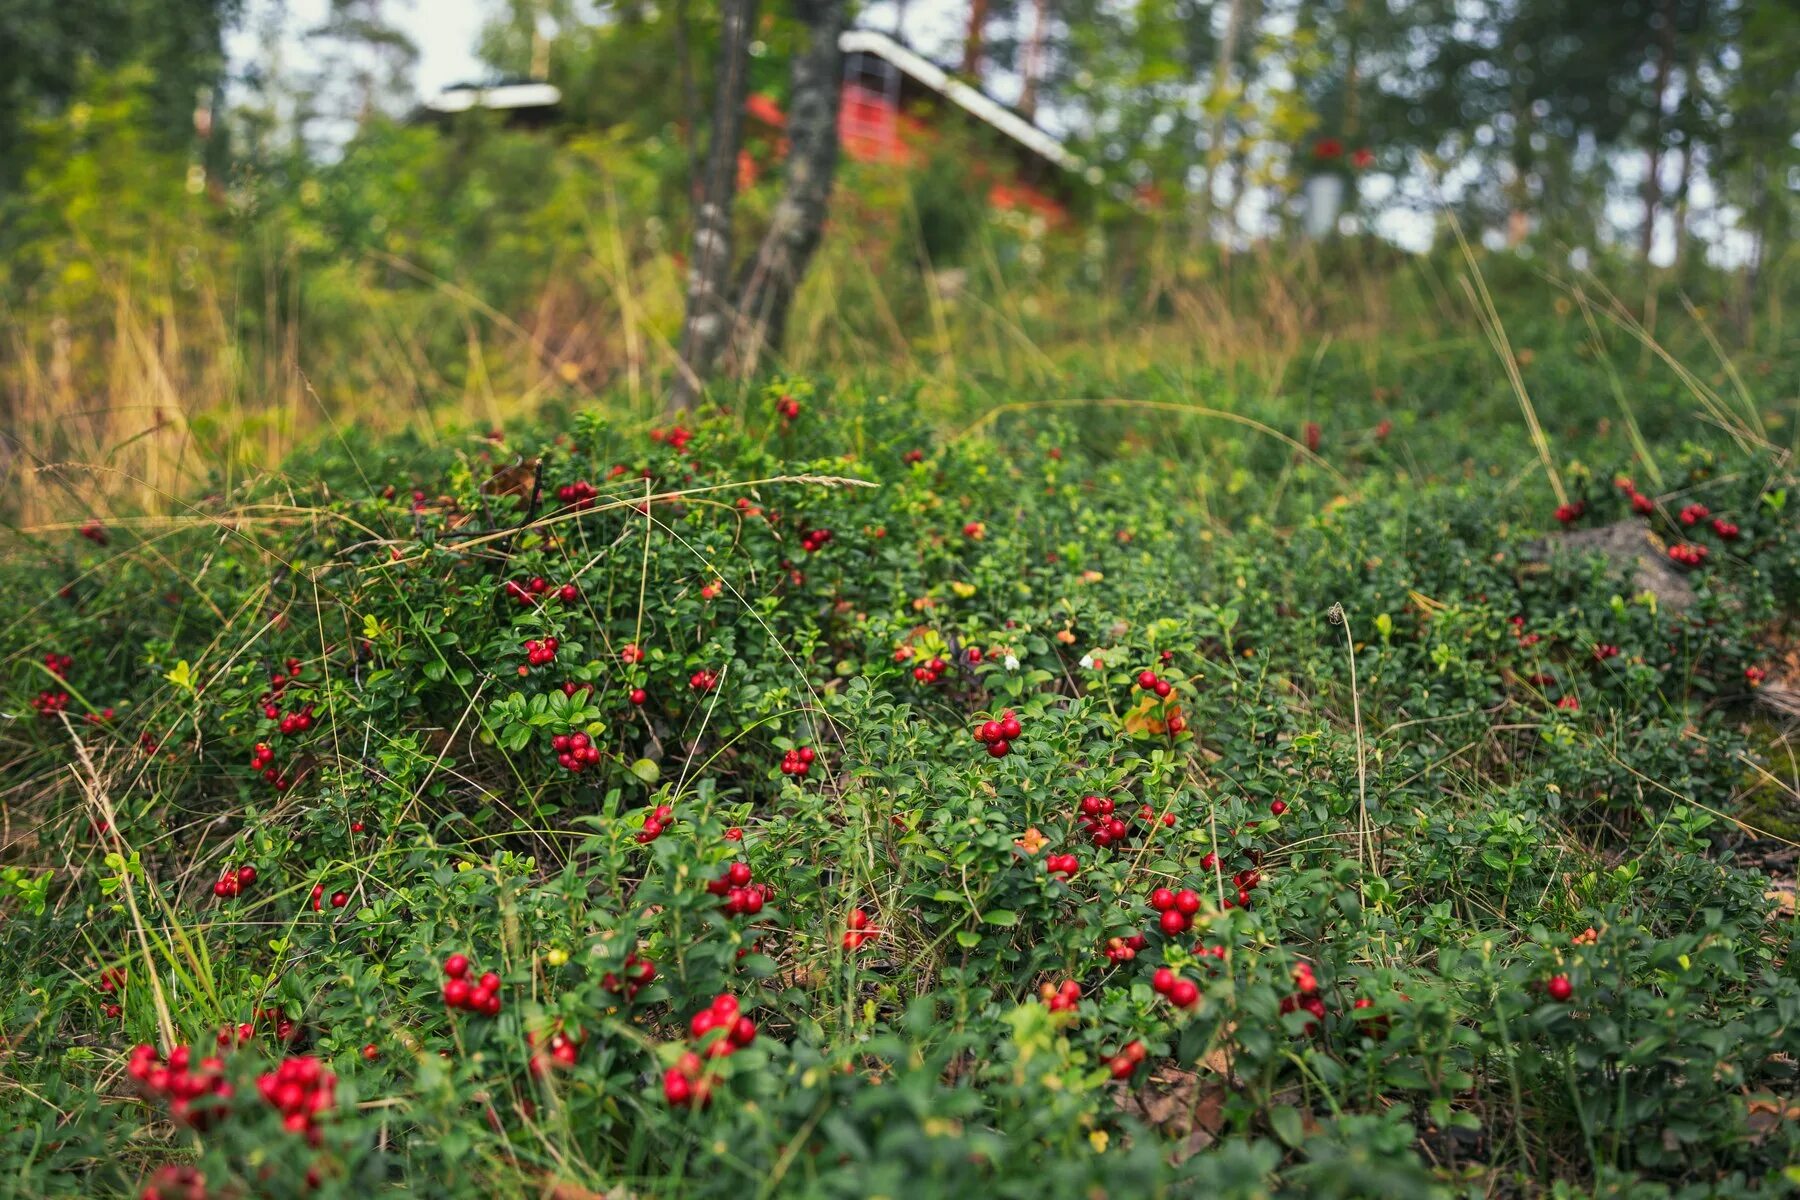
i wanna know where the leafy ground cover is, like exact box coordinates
[2,364,1798,1199]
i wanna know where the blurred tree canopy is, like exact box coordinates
[0,0,1794,275]
[0,0,242,193]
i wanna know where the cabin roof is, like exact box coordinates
[838,29,1085,178]
[422,81,562,116]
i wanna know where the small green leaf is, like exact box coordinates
[1269,1105,1305,1148]
[982,909,1019,927]
[630,758,661,784]
[955,930,981,948]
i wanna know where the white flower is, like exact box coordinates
[1078,654,1094,669]
[1004,654,1020,672]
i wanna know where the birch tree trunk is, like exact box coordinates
[731,0,846,375]
[670,0,758,413]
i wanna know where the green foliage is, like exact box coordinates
[2,367,1796,1197]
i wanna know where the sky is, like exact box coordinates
[230,0,488,102]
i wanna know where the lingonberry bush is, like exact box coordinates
[1,377,1797,1198]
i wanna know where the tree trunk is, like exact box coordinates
[963,0,988,77]
[670,0,759,413]
[1640,0,1674,261]
[731,0,846,374]
[1196,0,1246,241]
[1018,0,1049,120]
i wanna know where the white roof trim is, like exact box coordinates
[838,29,1081,174]
[425,83,563,115]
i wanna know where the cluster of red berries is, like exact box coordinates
[1150,967,1201,1008]
[255,1055,336,1143]
[128,1044,232,1130]
[528,1026,585,1075]
[974,709,1023,757]
[308,883,350,911]
[272,705,316,736]
[602,951,658,1000]
[1592,643,1620,661]
[1076,794,1134,847]
[775,395,801,422]
[798,527,833,553]
[1039,980,1082,1012]
[31,690,69,718]
[1045,852,1079,878]
[843,907,879,950]
[43,652,73,677]
[98,966,127,1019]
[551,730,601,773]
[650,425,694,452]
[1102,932,1148,963]
[1668,542,1709,567]
[441,953,504,1016]
[663,994,757,1106]
[140,1164,207,1200]
[1745,665,1767,688]
[556,480,599,510]
[258,659,306,717]
[522,637,559,670]
[909,653,950,685]
[1148,886,1203,936]
[1553,500,1586,525]
[708,861,771,916]
[779,745,816,777]
[1279,961,1327,1033]
[689,668,719,692]
[559,680,594,699]
[1712,518,1740,539]
[1508,615,1544,648]
[1546,974,1574,1001]
[212,864,256,899]
[1198,849,1264,910]
[637,803,677,843]
[1614,476,1655,515]
[1351,996,1391,1039]
[247,742,293,791]
[1228,866,1262,908]
[1107,1039,1148,1079]
[962,521,985,540]
[1135,669,1174,698]
[216,1005,298,1047]
[504,576,579,606]
[79,521,107,545]
[1678,502,1710,525]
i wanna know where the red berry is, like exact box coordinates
[1547,974,1573,1002]
[443,954,470,979]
